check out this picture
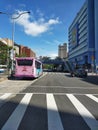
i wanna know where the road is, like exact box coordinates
[0,72,98,130]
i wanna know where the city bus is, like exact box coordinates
[13,57,43,79]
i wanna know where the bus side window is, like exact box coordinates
[35,61,41,69]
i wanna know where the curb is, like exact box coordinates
[88,73,98,76]
[0,77,8,82]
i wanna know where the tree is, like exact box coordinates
[0,41,12,67]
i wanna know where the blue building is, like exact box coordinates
[68,0,98,71]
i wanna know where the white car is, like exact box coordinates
[0,68,5,73]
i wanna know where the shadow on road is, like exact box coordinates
[65,73,98,86]
[8,76,35,81]
[0,94,94,130]
[81,75,98,85]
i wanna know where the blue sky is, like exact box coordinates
[0,0,85,58]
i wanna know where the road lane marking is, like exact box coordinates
[86,94,98,103]
[23,85,98,89]
[1,93,33,130]
[47,94,64,130]
[0,93,98,95]
[67,94,98,130]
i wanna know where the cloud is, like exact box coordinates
[14,10,60,37]
[48,53,58,59]
[43,39,62,46]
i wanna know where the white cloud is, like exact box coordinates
[48,18,59,25]
[14,10,60,36]
[48,53,58,59]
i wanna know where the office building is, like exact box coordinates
[68,0,98,71]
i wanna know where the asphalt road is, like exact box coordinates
[0,72,98,130]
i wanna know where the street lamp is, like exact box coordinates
[0,11,30,73]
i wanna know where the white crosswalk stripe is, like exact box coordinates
[0,93,12,107]
[1,93,33,130]
[0,93,98,130]
[0,93,12,102]
[67,94,98,130]
[86,94,98,103]
[47,94,64,130]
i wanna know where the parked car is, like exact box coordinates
[0,68,5,73]
[0,65,7,74]
[71,68,87,77]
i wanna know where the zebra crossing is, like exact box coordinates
[0,93,98,130]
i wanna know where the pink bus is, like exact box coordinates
[13,57,43,79]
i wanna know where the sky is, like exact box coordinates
[0,0,85,58]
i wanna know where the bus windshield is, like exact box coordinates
[17,59,33,66]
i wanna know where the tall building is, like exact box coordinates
[68,0,98,71]
[58,43,67,59]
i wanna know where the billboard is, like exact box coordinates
[71,23,78,48]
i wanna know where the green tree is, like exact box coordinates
[0,41,12,67]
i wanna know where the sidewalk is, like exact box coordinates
[88,72,98,76]
[0,73,8,82]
